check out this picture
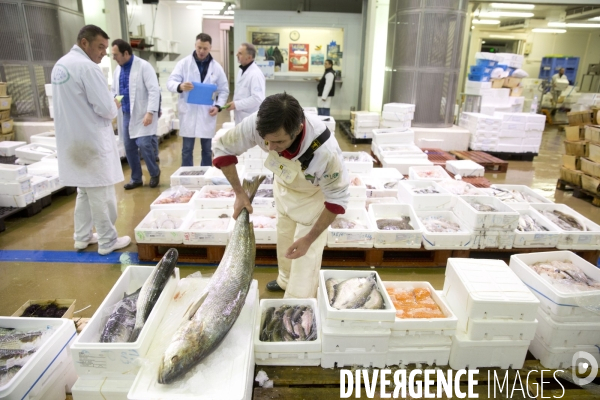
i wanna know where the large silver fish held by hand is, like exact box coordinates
[158,175,264,384]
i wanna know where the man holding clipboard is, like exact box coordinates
[167,33,229,166]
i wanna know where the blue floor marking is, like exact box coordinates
[0,250,139,264]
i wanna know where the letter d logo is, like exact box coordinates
[572,351,598,386]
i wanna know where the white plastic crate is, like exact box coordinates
[471,229,515,250]
[453,195,519,231]
[170,166,210,188]
[318,115,336,133]
[528,335,600,369]
[380,120,412,130]
[347,196,367,210]
[513,209,561,248]
[383,282,458,334]
[29,132,56,147]
[370,167,404,183]
[389,331,453,348]
[466,317,538,341]
[316,291,395,329]
[489,184,552,210]
[203,164,245,185]
[449,333,530,369]
[348,174,367,197]
[368,204,422,248]
[255,352,320,366]
[321,351,387,368]
[342,152,373,174]
[417,210,473,250]
[250,208,277,244]
[71,376,134,400]
[150,188,197,210]
[529,204,600,249]
[252,184,275,208]
[381,157,433,175]
[408,166,451,182]
[387,346,451,367]
[0,164,28,182]
[437,179,484,196]
[0,191,35,208]
[382,111,414,122]
[383,103,415,114]
[181,209,234,245]
[192,185,236,209]
[0,317,77,400]
[318,270,396,323]
[365,197,399,212]
[0,178,31,196]
[445,160,485,177]
[397,180,454,211]
[535,307,600,348]
[321,324,390,353]
[0,141,26,157]
[327,208,374,248]
[134,209,190,244]
[70,265,179,377]
[372,128,414,145]
[509,251,600,321]
[443,258,540,334]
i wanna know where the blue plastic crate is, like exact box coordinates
[468,73,491,82]
[476,58,498,68]
[470,65,493,75]
[539,57,579,85]
[508,67,516,76]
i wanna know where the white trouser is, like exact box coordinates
[275,210,328,299]
[74,186,118,249]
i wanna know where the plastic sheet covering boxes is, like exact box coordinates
[350,111,379,139]
[509,251,600,369]
[380,103,414,130]
[0,164,34,207]
[443,258,539,370]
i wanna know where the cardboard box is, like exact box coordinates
[12,299,76,319]
[564,140,588,157]
[503,77,522,88]
[560,167,582,187]
[510,87,523,97]
[0,96,11,111]
[0,118,13,134]
[580,158,600,179]
[0,110,8,120]
[491,78,504,89]
[565,125,584,141]
[562,155,580,171]
[0,82,6,97]
[0,133,14,142]
[584,125,600,143]
[581,174,600,195]
[567,111,593,126]
[589,143,600,164]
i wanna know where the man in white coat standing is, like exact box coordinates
[316,59,335,116]
[51,25,131,255]
[111,39,161,189]
[225,43,266,125]
[167,33,229,166]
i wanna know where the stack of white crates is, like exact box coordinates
[371,128,431,174]
[443,258,540,370]
[509,251,600,369]
[318,270,396,368]
[380,103,414,130]
[0,164,34,207]
[459,112,502,152]
[383,281,458,367]
[351,111,379,139]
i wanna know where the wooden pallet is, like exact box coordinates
[485,150,538,162]
[421,148,456,167]
[253,360,600,400]
[137,242,599,267]
[444,170,492,188]
[339,120,372,144]
[450,150,509,173]
[556,179,600,207]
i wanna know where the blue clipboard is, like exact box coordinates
[187,82,217,105]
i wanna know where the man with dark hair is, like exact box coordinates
[167,32,228,166]
[111,38,161,189]
[51,25,131,255]
[316,59,335,116]
[226,42,265,125]
[213,93,350,298]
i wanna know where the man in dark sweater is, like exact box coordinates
[316,59,335,116]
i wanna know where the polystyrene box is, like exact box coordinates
[15,143,56,162]
[383,103,415,114]
[368,204,422,249]
[509,251,600,321]
[29,131,56,147]
[389,331,453,348]
[513,209,561,248]
[203,164,245,185]
[318,270,396,323]
[369,167,404,183]
[348,174,367,197]
[317,291,395,330]
[254,298,321,358]
[70,265,179,377]
[170,166,210,188]
[342,152,373,174]
[193,185,236,209]
[0,191,35,208]
[381,158,433,175]
[0,141,27,157]
[347,196,367,210]
[321,351,387,368]
[443,258,540,334]
[150,188,197,210]
[252,184,275,208]
[387,346,451,367]
[244,157,265,171]
[318,115,336,133]
[382,111,414,122]
[379,120,412,130]
[71,376,134,400]
[321,323,390,353]
[397,180,454,211]
[0,164,28,182]
[383,282,458,334]
[453,195,519,231]
[0,178,31,196]
[378,145,425,160]
[471,229,515,250]
[327,208,374,248]
[250,207,277,244]
[466,317,538,341]
[372,128,414,145]
[134,209,190,244]
[535,307,600,348]
[449,333,530,370]
[489,184,552,210]
[408,166,451,182]
[528,335,600,369]
[437,179,484,196]
[529,204,600,249]
[181,209,234,245]
[417,210,473,250]
[0,317,77,400]
[445,160,485,177]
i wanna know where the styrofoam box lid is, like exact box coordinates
[408,166,451,181]
[383,103,415,113]
[0,317,76,399]
[0,141,27,157]
[383,281,458,332]
[319,270,396,322]
[446,258,539,304]
[509,251,600,307]
[446,160,484,172]
[254,298,321,353]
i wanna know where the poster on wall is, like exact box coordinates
[256,60,275,79]
[311,53,324,66]
[327,43,343,66]
[289,43,309,72]
[251,32,279,46]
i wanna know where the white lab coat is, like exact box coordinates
[233,62,266,125]
[112,56,160,139]
[167,54,229,139]
[51,45,123,187]
[316,72,334,109]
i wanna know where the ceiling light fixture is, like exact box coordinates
[480,11,535,18]
[490,3,535,10]
[588,17,600,21]
[489,34,515,39]
[178,1,226,9]
[202,15,234,19]
[532,28,566,33]
[549,22,600,28]
[472,19,501,25]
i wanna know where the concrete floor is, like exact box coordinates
[0,113,598,318]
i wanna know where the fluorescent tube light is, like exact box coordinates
[549,22,600,28]
[489,34,515,39]
[178,1,225,9]
[532,28,566,33]
[480,11,534,18]
[473,19,501,25]
[490,3,535,10]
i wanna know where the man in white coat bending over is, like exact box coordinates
[167,33,229,166]
[52,25,131,255]
[213,93,350,298]
[111,39,161,189]
[225,43,266,125]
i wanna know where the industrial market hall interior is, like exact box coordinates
[0,0,600,399]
